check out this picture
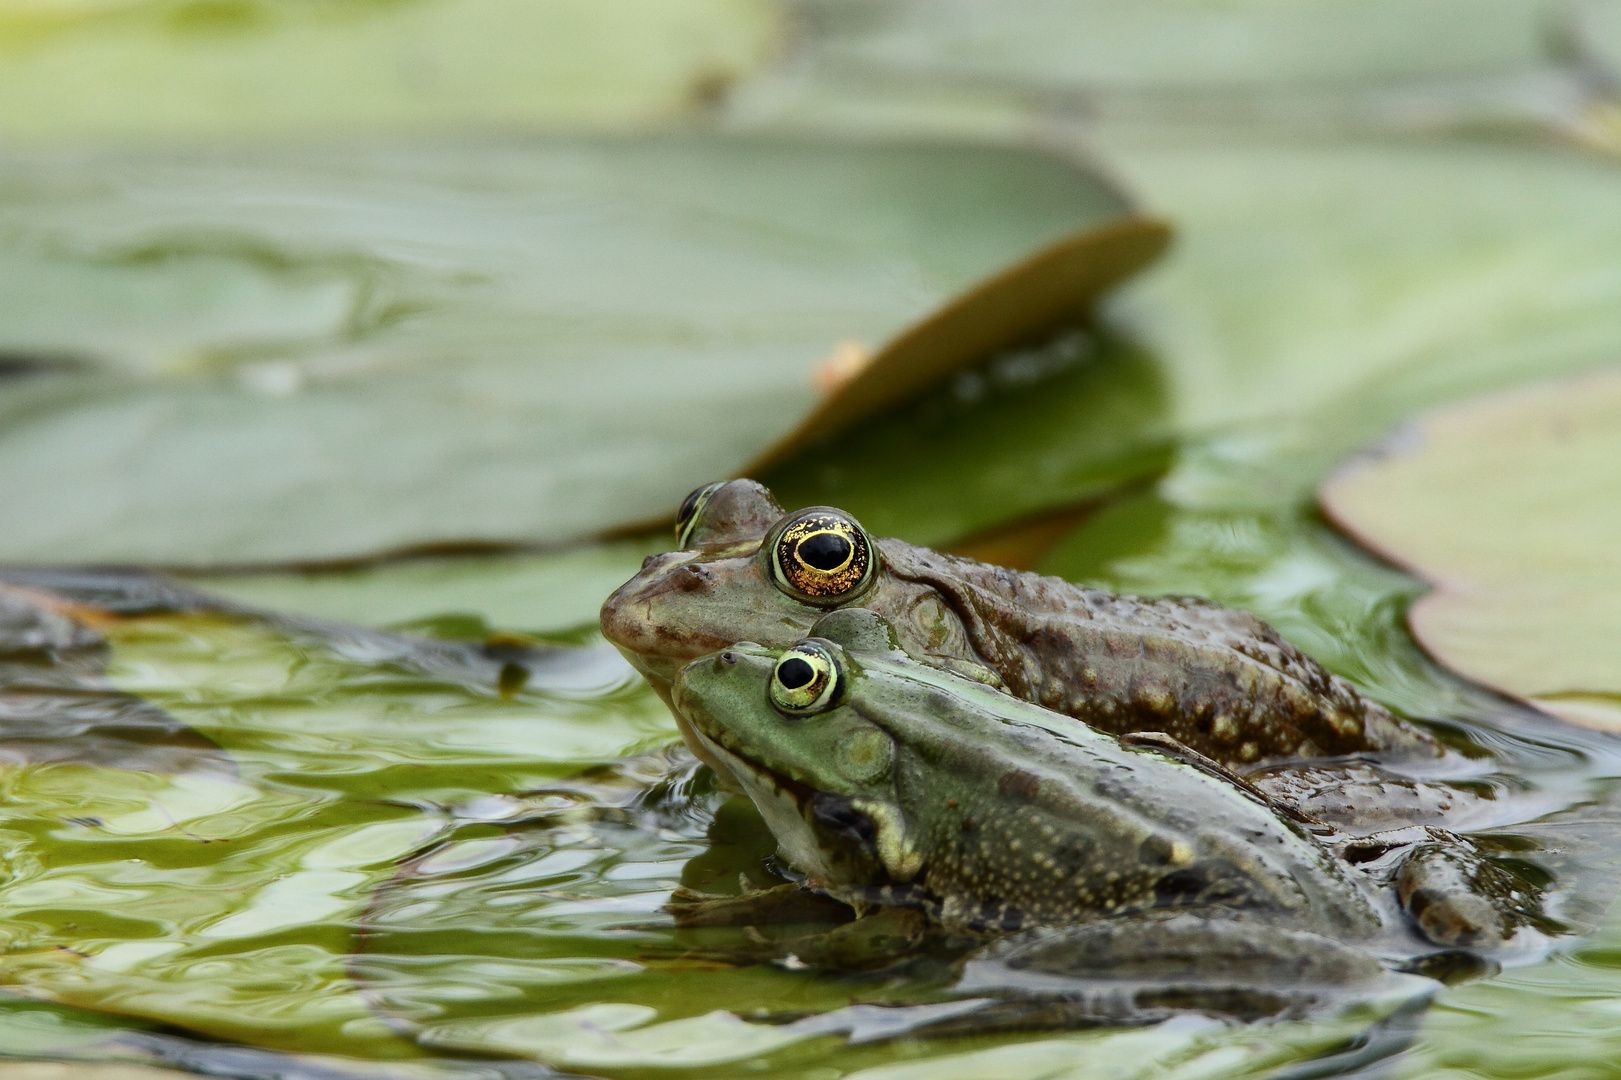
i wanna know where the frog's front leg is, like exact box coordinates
[779,906,934,970]
[665,880,854,928]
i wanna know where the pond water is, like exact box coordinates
[0,324,1619,1080]
[3,0,1621,1073]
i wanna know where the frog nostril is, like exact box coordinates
[641,554,661,570]
[676,564,712,591]
[718,652,736,666]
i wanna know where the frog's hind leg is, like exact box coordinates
[1396,842,1538,948]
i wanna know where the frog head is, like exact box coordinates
[601,480,891,695]
[670,608,928,887]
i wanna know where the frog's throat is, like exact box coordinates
[691,729,921,883]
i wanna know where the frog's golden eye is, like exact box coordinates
[675,481,727,548]
[770,641,842,715]
[769,508,876,605]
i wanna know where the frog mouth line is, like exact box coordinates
[691,725,819,806]
[690,727,884,879]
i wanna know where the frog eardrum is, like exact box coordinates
[675,481,728,548]
[770,640,842,714]
[768,508,877,604]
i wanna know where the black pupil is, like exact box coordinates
[777,657,817,690]
[798,531,853,572]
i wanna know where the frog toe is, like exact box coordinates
[1397,844,1528,948]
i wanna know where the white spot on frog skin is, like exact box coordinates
[851,798,922,882]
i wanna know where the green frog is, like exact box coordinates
[602,480,1441,783]
[668,609,1537,995]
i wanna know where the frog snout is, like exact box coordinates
[710,643,769,671]
[670,662,724,726]
[599,560,723,659]
[672,644,766,705]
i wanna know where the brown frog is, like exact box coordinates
[601,479,1441,780]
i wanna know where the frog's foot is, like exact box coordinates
[1397,843,1538,948]
[1248,762,1499,836]
[679,906,939,972]
[952,911,1408,1026]
[665,883,937,971]
[665,881,854,929]
[934,656,1006,690]
[778,906,935,971]
[1122,732,1322,828]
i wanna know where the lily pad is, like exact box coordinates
[763,327,1173,549]
[745,218,1169,472]
[762,0,1617,145]
[1088,135,1621,437]
[1321,369,1621,730]
[799,0,1557,92]
[0,0,781,140]
[756,128,1621,576]
[0,136,1143,565]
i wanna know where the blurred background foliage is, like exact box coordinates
[0,0,1616,568]
[1,2,1621,1078]
[0,0,780,138]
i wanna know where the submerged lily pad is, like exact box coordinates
[1321,370,1621,730]
[0,136,1141,565]
[0,603,670,1051]
[0,584,232,775]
